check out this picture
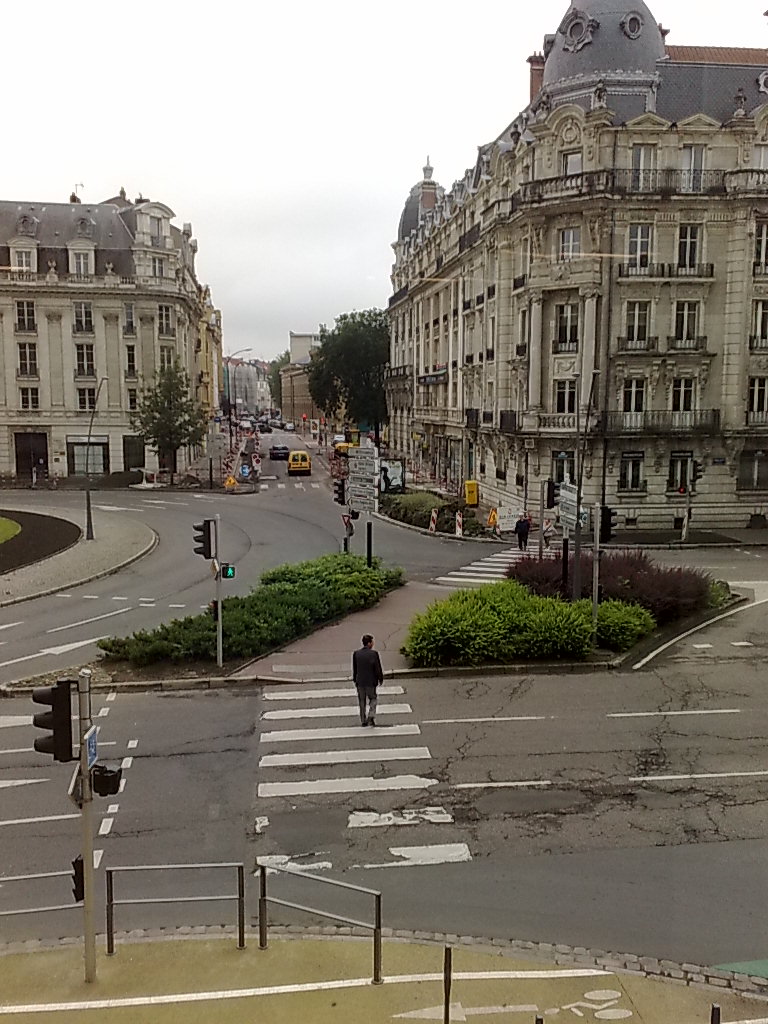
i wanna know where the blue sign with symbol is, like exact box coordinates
[214,416,222,423]
[240,464,250,477]
[85,727,98,770]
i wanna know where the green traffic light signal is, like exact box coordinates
[221,563,236,579]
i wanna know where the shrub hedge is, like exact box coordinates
[507,549,715,625]
[380,491,485,536]
[98,554,404,667]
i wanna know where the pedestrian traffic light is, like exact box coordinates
[692,460,703,487]
[192,519,215,559]
[600,506,619,543]
[72,854,84,902]
[333,478,346,505]
[545,479,559,509]
[221,563,236,579]
[32,679,74,762]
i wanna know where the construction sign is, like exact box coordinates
[487,508,498,527]
[225,475,237,489]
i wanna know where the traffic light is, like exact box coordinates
[333,478,346,505]
[545,479,559,509]
[221,563,236,579]
[678,484,687,495]
[72,855,84,903]
[192,519,215,559]
[692,460,703,487]
[600,506,619,543]
[32,679,74,762]
[92,764,122,797]
[208,600,219,622]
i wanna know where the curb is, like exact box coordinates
[1,924,766,999]
[0,528,159,610]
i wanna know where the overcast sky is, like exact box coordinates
[5,1,767,360]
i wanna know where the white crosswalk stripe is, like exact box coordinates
[433,545,559,587]
[256,685,471,867]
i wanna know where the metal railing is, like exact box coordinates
[0,869,81,918]
[257,863,383,985]
[105,862,245,956]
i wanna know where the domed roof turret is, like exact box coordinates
[542,1,665,87]
[397,159,444,242]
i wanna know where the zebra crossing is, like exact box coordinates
[255,684,471,870]
[433,544,559,587]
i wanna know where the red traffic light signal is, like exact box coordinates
[678,485,687,495]
[302,413,307,420]
[32,679,74,762]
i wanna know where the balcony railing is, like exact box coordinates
[539,413,577,430]
[385,365,412,379]
[725,169,768,194]
[124,369,139,380]
[69,274,92,284]
[617,480,649,493]
[603,410,721,434]
[14,322,37,334]
[552,338,579,354]
[747,411,768,426]
[499,411,517,434]
[667,335,707,352]
[750,336,768,351]
[753,263,768,277]
[16,368,39,379]
[613,168,727,195]
[667,263,715,278]
[73,368,97,381]
[72,323,95,335]
[618,263,667,278]
[123,324,136,336]
[158,325,176,337]
[518,170,613,204]
[466,408,480,429]
[617,335,658,353]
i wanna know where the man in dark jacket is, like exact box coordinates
[352,634,384,726]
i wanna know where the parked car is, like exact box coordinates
[287,450,311,475]
[284,421,296,431]
[259,423,273,433]
[269,444,290,460]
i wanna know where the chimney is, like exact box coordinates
[69,192,81,204]
[527,52,546,103]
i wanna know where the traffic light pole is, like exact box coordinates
[592,503,601,629]
[215,514,223,669]
[681,461,693,542]
[537,480,545,561]
[77,668,97,983]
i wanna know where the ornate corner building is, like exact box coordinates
[386,0,768,529]
[0,188,222,482]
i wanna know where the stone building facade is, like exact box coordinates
[387,0,768,529]
[0,189,221,481]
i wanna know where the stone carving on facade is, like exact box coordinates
[646,75,660,114]
[559,9,599,53]
[649,359,664,399]
[105,261,115,276]
[531,225,546,259]
[698,357,713,394]
[560,119,582,146]
[734,88,748,118]
[723,436,745,477]
[591,80,607,111]
[758,70,768,97]
[16,215,37,237]
[586,216,603,251]
[536,90,552,120]
[76,217,93,238]
[555,356,578,376]
[45,259,58,283]
[653,438,665,473]
[620,10,644,39]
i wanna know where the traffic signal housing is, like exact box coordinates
[192,519,215,559]
[221,563,236,579]
[692,460,703,487]
[545,479,559,509]
[600,506,619,543]
[333,478,346,505]
[72,855,84,903]
[32,679,74,762]
[208,600,219,622]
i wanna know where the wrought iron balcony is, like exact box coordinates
[613,168,726,195]
[616,335,658,353]
[667,263,715,278]
[667,335,707,352]
[603,410,721,434]
[552,338,579,354]
[750,336,768,351]
[618,263,667,278]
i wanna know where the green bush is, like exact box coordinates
[401,580,595,667]
[592,600,656,651]
[98,554,404,666]
[380,491,485,536]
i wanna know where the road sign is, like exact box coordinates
[341,514,351,528]
[496,507,516,531]
[211,558,220,577]
[225,475,237,488]
[84,726,98,770]
[214,416,222,423]
[349,496,378,512]
[240,464,250,478]
[348,485,377,500]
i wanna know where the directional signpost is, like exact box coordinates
[346,446,379,565]
[558,481,588,530]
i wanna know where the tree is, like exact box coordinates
[268,350,290,411]
[308,309,389,443]
[131,359,207,484]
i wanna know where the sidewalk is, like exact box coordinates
[1,932,762,1023]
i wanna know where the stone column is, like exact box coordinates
[46,313,64,409]
[140,314,155,379]
[580,290,598,406]
[103,313,120,409]
[528,291,543,409]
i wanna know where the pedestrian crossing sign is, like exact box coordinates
[487,508,498,527]
[225,475,237,488]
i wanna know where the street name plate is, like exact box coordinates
[85,726,98,770]
[349,497,378,512]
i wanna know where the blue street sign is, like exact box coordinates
[85,726,98,770]
[214,416,222,423]
[240,464,250,477]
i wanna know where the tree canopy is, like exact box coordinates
[268,350,290,411]
[131,359,207,480]
[308,309,388,437]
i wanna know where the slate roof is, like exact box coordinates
[665,46,768,65]
[656,63,766,123]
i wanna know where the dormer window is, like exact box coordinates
[68,245,94,277]
[152,256,166,278]
[9,244,38,274]
[15,250,32,270]
[562,151,583,176]
[150,215,163,246]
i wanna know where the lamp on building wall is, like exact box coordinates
[85,376,109,541]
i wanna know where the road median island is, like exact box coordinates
[1,934,763,1023]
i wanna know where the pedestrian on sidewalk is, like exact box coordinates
[514,513,530,552]
[353,633,384,726]
[542,518,555,549]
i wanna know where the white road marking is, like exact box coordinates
[81,595,100,600]
[118,778,126,793]
[98,817,113,836]
[0,813,79,827]
[424,716,548,725]
[111,596,129,602]
[0,715,32,729]
[138,597,156,603]
[0,779,45,789]
[260,483,269,490]
[107,804,119,814]
[256,854,332,873]
[0,621,22,631]
[271,664,348,674]
[253,816,269,834]
[121,756,133,769]
[168,604,186,609]
[46,606,133,633]
[277,483,286,489]
[453,780,551,790]
[258,774,437,797]
[127,739,138,749]
[259,746,431,768]
[54,594,72,599]
[106,691,117,702]
[263,703,412,721]
[732,641,755,647]
[361,843,472,869]
[94,505,140,512]
[348,808,453,828]
[41,636,110,656]
[607,709,741,719]
[93,850,104,870]
[97,707,109,717]
[631,770,768,783]
[0,970,609,1014]
[691,643,713,650]
[311,483,320,488]
[262,685,404,701]
[260,723,421,744]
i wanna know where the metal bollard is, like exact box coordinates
[710,1007,721,1024]
[258,865,268,949]
[372,893,382,984]
[236,864,245,950]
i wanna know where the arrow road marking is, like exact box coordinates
[0,636,109,668]
[0,622,23,632]
[46,606,133,633]
[360,842,471,870]
[395,1005,540,1020]
[0,779,46,790]
[0,716,32,729]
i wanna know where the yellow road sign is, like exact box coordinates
[487,508,498,527]
[225,475,237,488]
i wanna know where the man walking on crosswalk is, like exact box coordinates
[353,634,384,726]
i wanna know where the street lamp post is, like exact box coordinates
[572,369,600,600]
[85,376,109,542]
